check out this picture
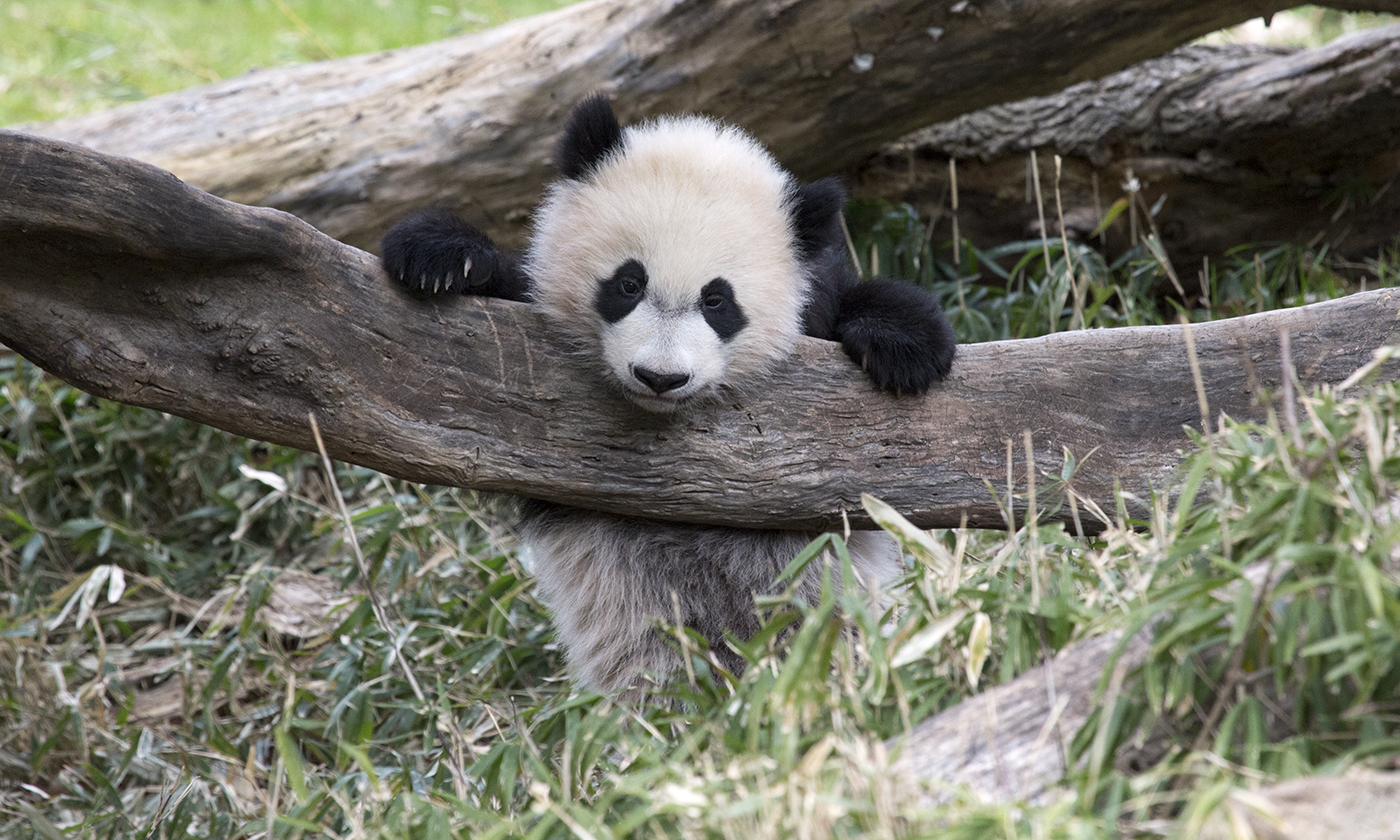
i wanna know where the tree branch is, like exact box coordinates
[855,22,1400,267]
[21,0,1400,252]
[3,131,1399,531]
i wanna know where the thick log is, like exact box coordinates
[1202,772,1400,840]
[3,131,1400,532]
[891,561,1290,799]
[892,628,1152,801]
[21,0,1400,253]
[854,23,1400,269]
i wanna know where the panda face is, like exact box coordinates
[527,115,809,413]
[591,259,749,411]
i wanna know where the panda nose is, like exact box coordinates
[633,366,690,394]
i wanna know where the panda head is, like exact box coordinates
[526,96,824,414]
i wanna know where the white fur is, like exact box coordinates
[525,509,901,692]
[526,115,807,410]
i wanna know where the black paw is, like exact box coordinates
[835,279,956,395]
[381,210,522,298]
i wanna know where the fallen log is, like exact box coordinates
[3,131,1400,532]
[892,627,1153,802]
[890,562,1296,801]
[1200,771,1400,840]
[21,0,1400,253]
[854,22,1400,270]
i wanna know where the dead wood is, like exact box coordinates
[854,22,1400,270]
[1201,771,1400,840]
[890,562,1301,799]
[4,131,1400,532]
[891,627,1153,802]
[21,0,1400,253]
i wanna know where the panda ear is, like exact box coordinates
[791,176,848,258]
[557,94,624,180]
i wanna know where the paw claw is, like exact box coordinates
[381,209,518,299]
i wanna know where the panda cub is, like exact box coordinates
[382,96,956,691]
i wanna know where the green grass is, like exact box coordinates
[0,0,575,125]
[848,197,1400,342]
[1205,5,1396,46]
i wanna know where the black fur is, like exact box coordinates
[791,176,956,393]
[595,259,648,323]
[793,178,859,342]
[799,245,857,341]
[380,210,530,302]
[557,94,624,181]
[699,278,747,341]
[834,278,957,394]
[790,177,848,259]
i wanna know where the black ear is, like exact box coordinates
[791,176,848,258]
[557,94,624,180]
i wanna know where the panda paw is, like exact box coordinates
[835,279,956,395]
[381,210,522,298]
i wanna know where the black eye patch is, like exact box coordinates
[699,278,747,341]
[595,259,648,323]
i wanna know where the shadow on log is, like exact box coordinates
[3,130,1400,532]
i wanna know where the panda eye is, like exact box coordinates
[699,277,747,341]
[595,259,649,324]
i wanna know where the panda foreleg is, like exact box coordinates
[834,279,957,395]
[380,209,531,301]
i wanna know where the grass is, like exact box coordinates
[1204,6,1396,47]
[0,0,575,126]
[847,196,1400,343]
[3,3,1400,837]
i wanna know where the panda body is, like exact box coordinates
[381,96,956,692]
[521,501,901,690]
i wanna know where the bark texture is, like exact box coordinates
[891,561,1288,799]
[854,22,1400,269]
[22,0,1400,253]
[1201,772,1400,840]
[5,132,1400,532]
[892,628,1152,802]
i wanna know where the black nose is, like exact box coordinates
[633,366,690,394]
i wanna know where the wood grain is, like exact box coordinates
[4,131,1399,532]
[892,628,1152,801]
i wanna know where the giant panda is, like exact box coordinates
[381,95,956,692]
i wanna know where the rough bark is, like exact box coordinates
[854,22,1400,270]
[890,562,1291,800]
[21,0,1400,253]
[892,627,1153,802]
[1202,772,1400,840]
[4,131,1400,532]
